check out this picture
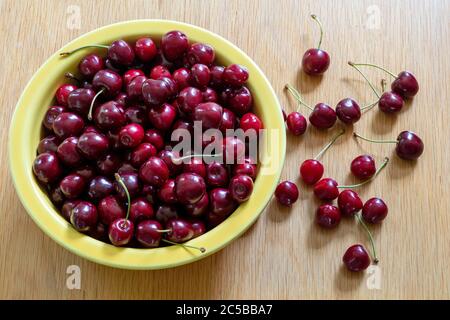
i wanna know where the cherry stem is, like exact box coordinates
[60,44,109,57]
[360,99,379,111]
[285,84,313,111]
[156,229,171,233]
[356,213,379,264]
[314,129,345,160]
[310,14,324,49]
[348,61,381,99]
[162,239,206,253]
[338,157,389,189]
[172,153,222,165]
[381,79,387,92]
[350,62,397,79]
[353,132,398,144]
[87,88,105,121]
[64,72,81,83]
[114,173,130,221]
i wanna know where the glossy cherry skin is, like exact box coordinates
[227,86,252,115]
[210,65,225,88]
[240,113,263,133]
[202,87,218,103]
[125,105,148,126]
[150,65,172,80]
[286,112,307,135]
[55,84,77,106]
[336,98,361,124]
[57,137,83,167]
[98,195,125,225]
[76,131,109,160]
[232,158,257,180]
[92,70,123,97]
[187,43,215,66]
[38,135,59,154]
[43,105,66,131]
[309,103,337,129]
[60,174,86,199]
[229,174,253,203]
[52,112,84,139]
[275,181,299,206]
[61,200,80,221]
[337,190,363,217]
[123,69,145,86]
[313,178,339,201]
[219,108,236,132]
[70,201,98,232]
[191,64,211,88]
[158,149,183,176]
[109,219,134,246]
[316,204,341,228]
[378,91,404,113]
[155,204,178,224]
[96,153,121,176]
[118,123,144,148]
[343,244,371,272]
[222,136,246,164]
[67,88,95,116]
[136,220,162,247]
[223,64,249,87]
[177,87,203,115]
[396,131,424,160]
[93,101,126,131]
[362,197,388,224]
[206,162,229,187]
[115,173,141,200]
[173,68,192,90]
[351,155,376,179]
[158,179,178,204]
[193,102,223,129]
[183,157,206,178]
[175,173,206,205]
[148,103,177,131]
[88,176,114,200]
[191,220,206,238]
[134,37,157,62]
[299,159,324,185]
[185,193,209,217]
[126,75,147,101]
[165,218,194,243]
[130,198,154,223]
[74,165,96,181]
[302,48,330,75]
[33,152,63,183]
[142,77,176,106]
[130,143,157,167]
[108,40,135,66]
[161,30,189,61]
[144,129,164,150]
[391,71,419,98]
[209,188,236,216]
[78,54,104,79]
[139,156,170,187]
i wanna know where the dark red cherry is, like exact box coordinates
[309,103,336,129]
[316,204,341,228]
[183,157,206,178]
[93,101,126,131]
[194,102,223,129]
[391,71,419,98]
[148,103,177,131]
[191,64,210,88]
[108,40,135,66]
[142,77,176,106]
[286,112,307,135]
[222,136,245,164]
[175,173,206,205]
[229,174,253,203]
[351,155,376,179]
[209,188,236,216]
[223,64,249,87]
[343,244,371,272]
[165,218,194,243]
[187,43,215,66]
[43,105,66,131]
[139,156,169,187]
[191,220,206,238]
[33,152,62,184]
[136,220,162,247]
[158,179,178,204]
[123,69,145,87]
[96,153,121,176]
[158,149,183,176]
[109,218,134,246]
[161,31,189,61]
[74,165,96,181]
[119,123,144,148]
[52,112,84,138]
[313,178,338,201]
[396,131,424,160]
[98,195,125,225]
[60,174,86,199]
[185,193,209,217]
[378,91,404,113]
[228,86,252,115]
[130,198,154,223]
[336,98,361,124]
[55,84,77,106]
[124,105,148,126]
[114,172,141,200]
[92,70,123,97]
[177,87,203,115]
[135,37,157,62]
[38,135,59,154]
[210,65,225,88]
[362,197,388,224]
[126,75,147,101]
[70,201,98,232]
[232,157,257,180]
[76,131,109,160]
[240,112,263,133]
[300,159,324,185]
[155,204,178,224]
[150,65,172,80]
[57,136,83,167]
[61,200,80,221]
[337,190,363,217]
[130,143,157,167]
[274,181,299,206]
[173,68,192,90]
[67,88,95,116]
[219,108,236,132]
[202,87,218,103]
[78,54,104,79]
[88,176,114,200]
[144,129,164,150]
[206,162,229,187]
[302,48,330,75]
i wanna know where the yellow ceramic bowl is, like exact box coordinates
[9,20,285,269]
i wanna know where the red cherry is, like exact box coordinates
[123,69,145,86]
[275,181,299,206]
[313,178,338,201]
[232,157,257,180]
[240,112,263,133]
[343,244,371,272]
[302,15,330,75]
[142,77,176,106]
[177,87,203,115]
[119,123,144,148]
[43,105,66,131]
[185,193,209,217]
[191,64,211,88]
[148,103,177,131]
[130,143,157,167]
[70,201,98,232]
[351,155,376,180]
[158,179,178,204]
[286,112,307,135]
[378,91,404,113]
[150,65,172,80]
[223,64,249,87]
[88,176,114,200]
[316,204,341,228]
[60,174,86,199]
[135,37,157,62]
[161,31,189,61]
[144,129,164,150]
[202,87,218,103]
[362,197,388,224]
[210,65,225,88]
[130,198,154,223]
[165,218,194,243]
[229,174,253,203]
[193,102,223,129]
[33,152,63,184]
[139,156,169,187]
[109,218,134,246]
[335,98,361,124]
[93,101,126,131]
[98,195,125,225]
[337,190,363,217]
[206,162,229,187]
[209,188,236,216]
[57,136,83,167]
[392,71,419,98]
[126,75,147,101]
[175,173,206,205]
[183,157,206,178]
[67,88,95,116]
[300,160,324,185]
[52,112,85,139]
[136,220,162,247]
[55,84,77,106]
[96,153,121,176]
[172,68,192,90]
[38,135,59,154]
[187,43,215,66]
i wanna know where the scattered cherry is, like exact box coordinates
[275,181,299,206]
[362,197,388,224]
[337,190,363,217]
[351,155,376,180]
[343,244,371,272]
[316,204,341,228]
[302,15,330,75]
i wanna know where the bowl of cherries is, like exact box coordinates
[9,20,285,269]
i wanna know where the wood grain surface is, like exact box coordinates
[1,0,449,299]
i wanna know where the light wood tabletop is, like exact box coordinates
[1,0,449,299]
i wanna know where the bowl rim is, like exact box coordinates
[9,19,286,270]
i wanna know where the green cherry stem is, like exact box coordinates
[162,239,206,253]
[114,173,130,221]
[311,14,324,50]
[285,84,313,112]
[314,129,345,160]
[360,100,379,111]
[64,72,81,83]
[60,44,109,57]
[87,88,105,121]
[353,132,398,144]
[348,61,381,99]
[356,213,379,263]
[338,157,389,189]
[350,62,397,79]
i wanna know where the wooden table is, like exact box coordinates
[1,0,449,299]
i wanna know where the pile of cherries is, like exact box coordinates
[33,30,263,251]
[276,15,424,272]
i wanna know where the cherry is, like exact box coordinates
[74,165,96,181]
[38,135,59,154]
[286,112,307,135]
[67,88,95,116]
[232,157,257,180]
[240,112,263,133]
[142,77,176,106]
[229,174,253,203]
[126,75,147,101]
[209,188,236,216]
[210,65,225,88]
[158,149,183,176]
[194,102,223,129]
[55,84,77,106]
[335,98,361,124]
[275,181,299,206]
[158,179,178,204]
[123,69,145,87]
[173,68,192,90]
[88,222,108,241]
[161,30,189,61]
[136,220,163,247]
[98,195,125,225]
[92,69,123,98]
[191,220,206,238]
[175,173,206,205]
[223,64,249,87]
[155,204,178,224]
[150,65,172,80]
[187,43,215,66]
[76,131,109,160]
[114,172,140,200]
[313,178,338,201]
[337,190,363,217]
[43,105,66,131]
[130,143,157,167]
[185,193,209,217]
[165,218,195,243]
[343,244,371,272]
[316,204,341,228]
[60,174,86,199]
[144,129,164,150]
[300,129,344,184]
[302,15,330,75]
[183,157,206,178]
[362,197,388,224]
[130,198,154,223]
[70,201,98,232]
[78,54,104,79]
[49,186,65,207]
[61,200,80,221]
[33,152,63,183]
[219,108,236,132]
[88,176,114,200]
[351,155,376,180]
[177,87,203,115]
[57,136,83,167]
[206,211,227,228]
[92,101,126,130]
[202,87,218,103]
[135,37,157,62]
[191,64,211,88]
[354,131,424,160]
[52,112,84,138]
[124,105,148,126]
[96,153,121,176]
[139,156,169,187]
[206,162,229,187]
[222,136,246,164]
[148,103,177,132]
[227,86,252,115]
[118,123,144,148]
